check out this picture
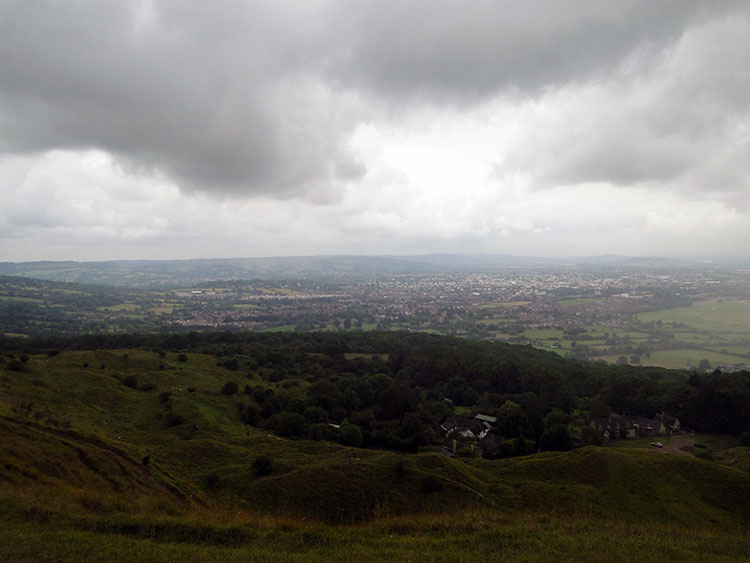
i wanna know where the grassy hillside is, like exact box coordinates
[2,346,750,560]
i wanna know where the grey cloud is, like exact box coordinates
[0,1,361,198]
[497,10,750,197]
[323,0,720,102]
[0,0,746,200]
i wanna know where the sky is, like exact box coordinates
[1,1,749,262]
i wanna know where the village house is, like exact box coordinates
[440,414,497,441]
[590,413,679,441]
[440,414,501,457]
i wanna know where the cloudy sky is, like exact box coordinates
[1,1,749,261]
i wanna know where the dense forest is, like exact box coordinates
[3,331,748,455]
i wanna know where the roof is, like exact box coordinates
[475,414,497,424]
[441,416,484,436]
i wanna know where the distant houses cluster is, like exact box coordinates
[439,414,503,458]
[438,411,682,458]
[590,413,680,441]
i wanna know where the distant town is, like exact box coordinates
[2,255,750,371]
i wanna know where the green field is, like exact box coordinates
[646,349,748,369]
[557,298,598,307]
[478,301,530,309]
[525,329,564,340]
[98,303,140,312]
[638,301,750,333]
[0,295,44,303]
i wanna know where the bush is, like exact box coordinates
[220,358,240,371]
[123,375,138,389]
[166,412,183,427]
[140,383,155,391]
[420,475,443,493]
[252,455,273,476]
[221,381,238,395]
[203,472,220,490]
[177,353,188,363]
[739,431,750,447]
[159,392,171,403]
[395,459,406,478]
[339,421,364,447]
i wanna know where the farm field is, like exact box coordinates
[638,301,750,333]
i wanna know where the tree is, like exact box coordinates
[339,420,363,447]
[252,455,273,476]
[497,400,524,438]
[539,423,573,451]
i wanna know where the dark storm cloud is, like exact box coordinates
[0,0,744,198]
[323,0,715,101]
[0,0,360,197]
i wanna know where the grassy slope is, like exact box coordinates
[2,350,750,560]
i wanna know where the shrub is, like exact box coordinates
[395,459,406,478]
[177,353,188,363]
[159,392,171,403]
[123,375,138,389]
[739,431,750,447]
[221,381,238,395]
[339,421,364,447]
[253,455,273,476]
[7,360,23,372]
[140,382,155,391]
[420,475,443,493]
[241,404,260,426]
[166,412,183,427]
[203,472,220,490]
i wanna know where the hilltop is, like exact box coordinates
[1,332,750,560]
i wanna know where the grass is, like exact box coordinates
[645,349,746,369]
[638,301,750,333]
[97,303,140,312]
[150,306,176,314]
[266,325,298,332]
[344,353,390,361]
[0,510,750,562]
[3,506,750,562]
[557,298,598,307]
[2,349,750,559]
[477,301,530,309]
[0,295,45,303]
[525,329,564,339]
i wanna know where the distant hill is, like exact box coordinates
[0,253,710,287]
